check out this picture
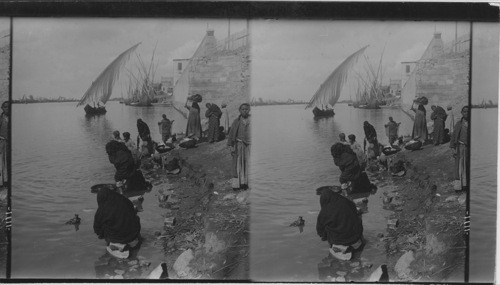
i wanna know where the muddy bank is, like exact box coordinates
[0,187,6,278]
[142,140,249,280]
[382,143,466,282]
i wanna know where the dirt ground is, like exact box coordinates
[0,187,7,278]
[381,142,466,282]
[142,139,249,280]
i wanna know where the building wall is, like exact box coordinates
[188,45,250,125]
[415,50,469,120]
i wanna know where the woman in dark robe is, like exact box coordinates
[185,97,202,140]
[331,143,373,194]
[316,188,363,251]
[363,121,380,158]
[411,103,428,141]
[430,105,447,145]
[136,118,154,155]
[205,103,222,143]
[94,188,141,245]
[105,140,147,192]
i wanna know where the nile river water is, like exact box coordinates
[9,102,496,281]
[249,104,496,282]
[11,101,188,278]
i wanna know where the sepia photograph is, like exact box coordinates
[11,18,250,279]
[249,19,496,283]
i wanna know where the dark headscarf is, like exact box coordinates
[316,189,363,246]
[205,103,222,119]
[363,121,377,141]
[137,119,150,139]
[192,102,200,112]
[418,104,426,114]
[106,140,135,182]
[93,188,141,244]
[330,142,355,159]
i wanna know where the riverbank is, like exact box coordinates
[0,187,6,278]
[381,142,466,282]
[141,139,249,279]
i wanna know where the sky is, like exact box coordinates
[250,20,497,103]
[12,18,247,100]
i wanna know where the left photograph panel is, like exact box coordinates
[0,17,10,279]
[12,18,250,279]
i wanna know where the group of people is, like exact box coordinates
[410,102,469,191]
[184,95,229,143]
[93,98,252,251]
[317,103,470,260]
[185,95,251,190]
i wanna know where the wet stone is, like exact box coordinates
[336,271,347,276]
[114,269,125,275]
[336,276,346,282]
[128,260,138,266]
[350,261,360,267]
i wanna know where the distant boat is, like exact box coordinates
[306,46,368,118]
[77,43,141,116]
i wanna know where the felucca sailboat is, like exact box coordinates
[77,43,141,115]
[306,45,368,117]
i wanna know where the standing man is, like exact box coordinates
[384,117,400,146]
[158,114,173,145]
[205,103,222,143]
[227,103,251,190]
[450,106,469,192]
[431,105,448,145]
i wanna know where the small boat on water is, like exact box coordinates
[306,46,368,118]
[77,43,141,116]
[312,107,335,117]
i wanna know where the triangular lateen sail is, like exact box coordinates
[306,45,368,109]
[77,42,141,107]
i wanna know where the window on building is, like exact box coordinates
[178,62,182,71]
[406,65,410,73]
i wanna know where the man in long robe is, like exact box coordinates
[450,106,469,191]
[205,103,222,143]
[158,114,173,145]
[431,105,448,145]
[384,117,400,146]
[227,103,250,190]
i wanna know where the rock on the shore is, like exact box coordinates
[223,193,236,200]
[236,190,250,204]
[394,251,415,279]
[173,249,194,277]
[425,233,445,256]
[204,232,226,254]
[445,196,457,202]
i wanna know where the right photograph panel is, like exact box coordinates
[249,20,480,282]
